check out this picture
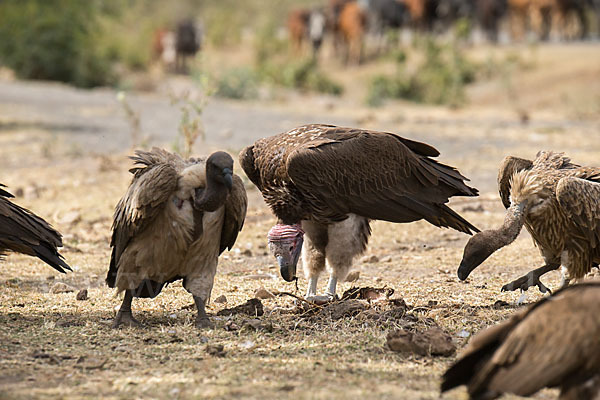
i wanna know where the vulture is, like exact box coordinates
[458,151,600,293]
[106,148,247,328]
[441,282,600,400]
[0,184,70,273]
[239,124,479,301]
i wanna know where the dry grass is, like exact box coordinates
[1,44,600,399]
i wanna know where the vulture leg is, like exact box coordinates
[301,221,329,303]
[113,290,142,328]
[501,263,559,293]
[194,296,214,329]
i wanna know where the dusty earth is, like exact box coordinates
[0,43,599,399]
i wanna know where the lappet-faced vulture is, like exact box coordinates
[0,184,70,273]
[106,148,247,328]
[239,124,479,301]
[458,151,600,293]
[442,282,600,400]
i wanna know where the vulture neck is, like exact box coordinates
[195,175,229,212]
[490,201,528,251]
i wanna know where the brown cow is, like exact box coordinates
[337,1,367,64]
[288,9,311,54]
[508,0,588,40]
[399,0,436,31]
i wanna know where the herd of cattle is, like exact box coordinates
[289,0,600,63]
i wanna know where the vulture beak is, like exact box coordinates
[269,235,304,282]
[222,168,233,189]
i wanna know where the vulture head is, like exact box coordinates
[267,224,304,282]
[194,151,234,212]
[458,200,528,280]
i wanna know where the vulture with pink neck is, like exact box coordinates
[240,124,479,301]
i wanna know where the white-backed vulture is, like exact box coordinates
[239,124,479,301]
[441,282,600,400]
[106,148,247,328]
[0,184,70,273]
[458,151,600,293]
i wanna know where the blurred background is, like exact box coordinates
[0,0,599,181]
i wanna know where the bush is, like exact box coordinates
[216,67,259,100]
[253,21,343,96]
[367,39,475,107]
[0,0,115,87]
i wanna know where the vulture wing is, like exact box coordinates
[286,129,479,234]
[219,174,248,254]
[0,186,70,273]
[497,156,533,209]
[106,150,180,287]
[443,283,600,398]
[556,173,600,251]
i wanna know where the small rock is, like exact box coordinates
[76,289,88,301]
[214,295,228,304]
[387,327,456,356]
[254,287,276,300]
[75,356,107,370]
[345,271,360,282]
[14,187,24,197]
[58,210,81,225]
[361,255,379,263]
[217,298,264,317]
[457,329,471,338]
[244,273,277,280]
[241,249,253,257]
[206,344,226,357]
[381,255,393,263]
[240,340,256,350]
[493,300,510,309]
[242,319,273,332]
[50,282,75,294]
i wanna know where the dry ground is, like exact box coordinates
[1,43,600,399]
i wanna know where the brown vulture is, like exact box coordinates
[239,124,479,301]
[458,151,600,293]
[106,148,247,328]
[442,282,600,400]
[0,184,70,273]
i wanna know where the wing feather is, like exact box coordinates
[0,187,70,273]
[106,150,180,287]
[219,175,248,254]
[497,156,533,209]
[556,176,600,250]
[286,130,478,233]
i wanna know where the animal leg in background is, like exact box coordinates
[501,263,559,293]
[113,290,141,328]
[194,296,213,329]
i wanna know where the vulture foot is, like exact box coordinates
[305,294,336,305]
[195,316,214,329]
[113,311,142,329]
[501,272,552,294]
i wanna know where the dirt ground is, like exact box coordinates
[0,43,599,399]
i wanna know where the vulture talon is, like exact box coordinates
[195,317,214,330]
[501,271,552,294]
[113,311,142,329]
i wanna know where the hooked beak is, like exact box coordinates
[277,255,296,282]
[270,236,304,282]
[222,168,233,189]
[457,258,477,281]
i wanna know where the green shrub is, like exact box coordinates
[0,0,115,87]
[216,67,259,100]
[367,38,475,107]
